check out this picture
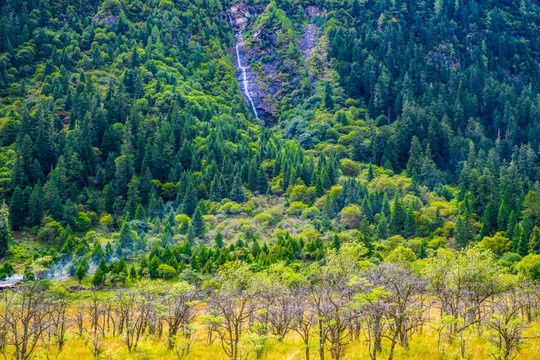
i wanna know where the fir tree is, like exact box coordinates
[192,206,205,238]
[119,222,136,251]
[91,267,104,287]
[215,232,224,248]
[529,226,540,254]
[376,213,389,239]
[0,202,11,258]
[389,194,407,236]
[28,183,44,226]
[76,264,86,282]
[229,173,245,202]
[404,206,417,239]
[455,214,474,248]
[182,181,198,217]
[9,187,26,231]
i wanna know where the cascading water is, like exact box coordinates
[227,12,259,119]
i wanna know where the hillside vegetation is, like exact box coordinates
[0,0,539,359]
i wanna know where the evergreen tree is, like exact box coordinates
[324,83,334,109]
[182,181,198,217]
[528,226,540,254]
[9,187,26,231]
[367,164,375,182]
[134,204,146,220]
[215,232,224,248]
[76,263,86,282]
[406,136,423,182]
[376,214,389,239]
[98,257,108,274]
[91,267,104,287]
[119,222,136,251]
[192,206,205,238]
[517,227,529,256]
[256,166,269,194]
[229,173,245,202]
[390,194,407,236]
[404,206,417,239]
[330,234,341,250]
[455,214,474,249]
[28,183,44,226]
[0,202,11,258]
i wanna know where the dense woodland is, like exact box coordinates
[0,0,539,358]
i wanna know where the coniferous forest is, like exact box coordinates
[0,0,539,358]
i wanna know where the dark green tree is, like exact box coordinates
[9,187,26,231]
[192,206,205,238]
[0,202,11,258]
[76,263,86,282]
[390,195,407,236]
[119,222,136,251]
[91,267,105,287]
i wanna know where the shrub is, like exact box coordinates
[341,158,360,177]
[253,212,273,225]
[340,205,363,229]
[288,201,307,216]
[302,206,320,219]
[289,185,315,203]
[157,264,176,279]
[36,221,62,243]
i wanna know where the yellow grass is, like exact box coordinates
[20,319,540,360]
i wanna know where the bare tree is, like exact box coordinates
[116,280,158,352]
[291,286,317,360]
[485,288,535,360]
[0,282,53,360]
[376,262,427,350]
[85,290,107,358]
[158,281,199,349]
[43,291,74,360]
[207,261,256,360]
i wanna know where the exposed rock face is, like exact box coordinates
[229,2,252,31]
[228,2,326,123]
[227,3,266,120]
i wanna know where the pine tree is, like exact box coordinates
[91,242,104,262]
[50,195,64,221]
[376,213,389,239]
[324,83,334,109]
[209,176,221,202]
[406,136,423,182]
[187,224,196,244]
[76,263,86,282]
[455,214,474,249]
[28,183,44,226]
[182,181,197,217]
[367,164,375,182]
[215,232,224,248]
[192,206,205,238]
[390,194,407,236]
[229,173,245,202]
[98,257,108,274]
[0,202,11,258]
[256,166,269,193]
[134,204,146,220]
[517,227,529,256]
[247,159,258,192]
[528,226,540,254]
[330,234,341,250]
[91,267,104,287]
[404,206,417,239]
[119,222,136,251]
[9,187,26,231]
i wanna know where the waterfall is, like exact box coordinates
[227,12,259,119]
